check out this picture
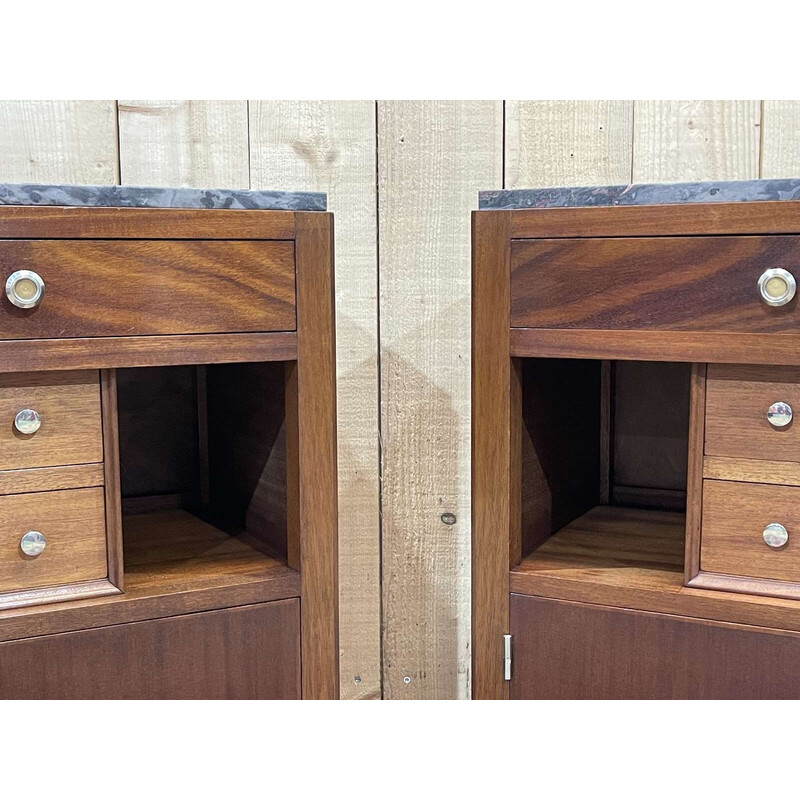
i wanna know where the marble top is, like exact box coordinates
[479,178,800,210]
[0,183,326,211]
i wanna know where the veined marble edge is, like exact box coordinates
[0,183,327,212]
[478,178,800,210]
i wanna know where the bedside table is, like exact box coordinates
[0,183,337,699]
[473,178,800,699]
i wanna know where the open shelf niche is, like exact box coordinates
[116,362,297,595]
[512,358,691,592]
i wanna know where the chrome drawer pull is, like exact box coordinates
[763,523,789,549]
[19,530,46,557]
[5,269,45,309]
[758,268,796,307]
[14,408,41,435]
[767,401,793,428]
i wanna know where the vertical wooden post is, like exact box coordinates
[684,363,707,583]
[295,211,339,699]
[472,210,512,700]
[100,369,124,590]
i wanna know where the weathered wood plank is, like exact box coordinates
[118,100,249,187]
[0,101,118,183]
[761,101,800,178]
[506,100,633,187]
[379,100,502,699]
[249,101,381,700]
[633,100,760,182]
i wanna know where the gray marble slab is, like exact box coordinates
[479,179,800,210]
[0,183,326,211]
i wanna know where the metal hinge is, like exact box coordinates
[503,634,512,681]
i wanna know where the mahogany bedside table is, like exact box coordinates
[472,178,800,699]
[0,184,338,699]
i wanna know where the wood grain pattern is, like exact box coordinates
[511,236,800,332]
[0,240,296,339]
[118,100,249,188]
[0,463,104,496]
[0,100,118,184]
[505,100,633,188]
[0,205,295,240]
[380,101,502,699]
[249,100,381,700]
[0,599,300,699]
[0,487,107,594]
[704,455,800,486]
[0,370,102,470]
[705,364,800,460]
[701,479,800,585]
[762,101,800,178]
[632,100,760,182]
[295,212,339,699]
[101,369,123,589]
[0,332,296,374]
[472,210,512,701]
[510,595,800,699]
[685,364,706,582]
[510,328,800,366]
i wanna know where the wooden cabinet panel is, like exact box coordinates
[0,370,102,470]
[510,594,800,699]
[0,599,301,699]
[510,236,800,332]
[0,486,107,593]
[705,364,800,460]
[0,240,296,339]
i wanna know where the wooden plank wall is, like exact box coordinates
[0,99,798,699]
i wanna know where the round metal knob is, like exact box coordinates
[763,523,789,549]
[14,408,41,435]
[19,531,46,557]
[758,268,796,307]
[6,269,45,309]
[767,401,793,428]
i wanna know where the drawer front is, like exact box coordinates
[701,479,800,583]
[0,370,102,470]
[705,364,800,460]
[0,486,106,593]
[510,594,800,699]
[511,236,800,331]
[0,599,300,699]
[0,240,296,339]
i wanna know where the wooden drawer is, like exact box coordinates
[0,599,300,699]
[0,370,102,470]
[705,364,800,461]
[701,479,800,584]
[0,486,107,594]
[0,240,296,339]
[510,236,800,331]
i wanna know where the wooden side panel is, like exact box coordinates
[510,594,800,699]
[685,364,706,582]
[632,100,760,182]
[0,100,118,184]
[118,100,249,188]
[249,101,380,699]
[380,101,502,699]
[505,100,633,188]
[0,599,300,699]
[295,212,339,699]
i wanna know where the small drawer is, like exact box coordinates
[701,479,800,584]
[0,486,107,595]
[705,364,800,461]
[0,370,102,470]
[510,235,800,331]
[0,240,296,339]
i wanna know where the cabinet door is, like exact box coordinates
[0,599,300,699]
[510,594,800,699]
